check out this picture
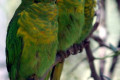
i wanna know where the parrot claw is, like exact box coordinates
[70,43,83,55]
[57,51,65,62]
[72,44,81,55]
[56,42,85,62]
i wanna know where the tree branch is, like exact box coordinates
[84,40,101,80]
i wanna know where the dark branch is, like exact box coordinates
[84,40,100,80]
[91,35,119,52]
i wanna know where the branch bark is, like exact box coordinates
[84,40,101,80]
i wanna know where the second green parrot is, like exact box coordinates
[51,0,96,80]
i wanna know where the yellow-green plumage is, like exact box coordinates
[57,0,85,51]
[6,0,96,80]
[77,0,96,43]
[51,0,85,80]
[51,0,96,80]
[6,1,58,80]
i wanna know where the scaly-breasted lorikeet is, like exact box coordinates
[51,0,96,80]
[51,0,85,80]
[6,0,58,80]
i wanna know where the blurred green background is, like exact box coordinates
[0,0,119,80]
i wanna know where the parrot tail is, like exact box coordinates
[50,62,64,80]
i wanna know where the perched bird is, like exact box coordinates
[51,0,96,80]
[51,0,85,80]
[6,0,96,80]
[6,0,58,80]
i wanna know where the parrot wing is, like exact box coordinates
[6,15,23,80]
[6,3,58,80]
[77,0,96,43]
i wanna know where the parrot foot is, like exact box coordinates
[27,74,39,80]
[71,44,83,55]
[66,43,84,56]
[57,51,66,62]
[56,43,84,63]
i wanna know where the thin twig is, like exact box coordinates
[109,40,120,78]
[91,35,119,52]
[95,54,118,60]
[84,40,101,80]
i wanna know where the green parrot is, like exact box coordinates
[6,0,58,80]
[51,0,85,80]
[50,0,96,80]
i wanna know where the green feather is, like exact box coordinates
[51,0,96,80]
[6,2,58,80]
[51,0,85,80]
[77,0,96,43]
[58,0,85,51]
